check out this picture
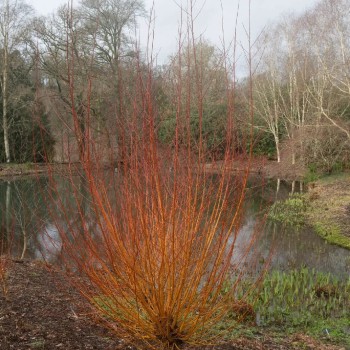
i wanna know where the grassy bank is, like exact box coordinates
[306,173,350,249]
[269,173,350,249]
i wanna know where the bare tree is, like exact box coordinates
[34,5,95,161]
[34,0,145,162]
[253,26,287,163]
[80,0,145,88]
[304,0,350,140]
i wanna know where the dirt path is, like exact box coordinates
[0,260,120,350]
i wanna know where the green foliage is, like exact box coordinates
[256,269,350,346]
[230,269,350,347]
[304,164,320,183]
[0,104,55,163]
[305,161,346,181]
[0,51,55,163]
[330,161,345,174]
[254,269,349,324]
[268,193,307,226]
[304,161,348,184]
[158,103,229,159]
[248,129,277,159]
[157,113,176,145]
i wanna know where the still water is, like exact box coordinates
[0,175,349,278]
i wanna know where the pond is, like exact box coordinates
[0,175,349,279]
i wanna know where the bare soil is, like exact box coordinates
[0,260,345,350]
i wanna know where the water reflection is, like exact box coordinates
[35,224,62,262]
[257,221,350,278]
[0,176,349,279]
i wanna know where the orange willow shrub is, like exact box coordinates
[41,5,263,349]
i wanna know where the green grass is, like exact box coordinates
[313,222,350,249]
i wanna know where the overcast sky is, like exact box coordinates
[29,0,320,64]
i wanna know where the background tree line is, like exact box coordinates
[253,0,350,174]
[0,0,145,163]
[0,0,349,175]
